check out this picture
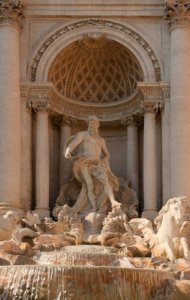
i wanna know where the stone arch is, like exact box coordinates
[29,19,162,83]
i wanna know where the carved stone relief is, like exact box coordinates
[30,19,161,82]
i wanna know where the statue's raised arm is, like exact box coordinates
[64,132,84,160]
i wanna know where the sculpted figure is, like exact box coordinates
[130,197,190,261]
[63,116,119,215]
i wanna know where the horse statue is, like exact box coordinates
[129,197,190,262]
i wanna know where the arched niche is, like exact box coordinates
[29,19,163,85]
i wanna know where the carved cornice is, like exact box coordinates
[0,0,24,27]
[30,19,161,82]
[165,0,190,29]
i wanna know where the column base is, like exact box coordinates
[34,208,50,218]
[0,203,24,216]
[142,209,158,220]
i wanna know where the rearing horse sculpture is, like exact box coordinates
[130,197,190,262]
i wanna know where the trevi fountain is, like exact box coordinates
[0,116,189,299]
[1,0,190,299]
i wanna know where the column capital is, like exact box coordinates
[164,0,190,29]
[50,115,73,129]
[60,115,72,127]
[121,115,143,127]
[0,0,24,27]
[29,100,50,113]
[138,82,165,114]
[141,101,163,114]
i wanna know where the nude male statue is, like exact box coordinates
[64,116,119,213]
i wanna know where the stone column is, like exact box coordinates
[20,90,33,212]
[35,107,50,217]
[59,116,72,188]
[0,1,24,214]
[122,116,139,195]
[165,1,190,213]
[142,102,158,219]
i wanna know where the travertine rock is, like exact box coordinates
[34,234,73,251]
[0,257,10,265]
[8,255,37,265]
[0,241,36,257]
[0,211,20,241]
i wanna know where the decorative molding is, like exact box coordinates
[138,82,165,101]
[138,82,166,114]
[165,0,190,29]
[30,19,161,82]
[21,82,169,122]
[20,84,29,99]
[21,83,143,122]
[0,0,24,27]
[160,82,170,99]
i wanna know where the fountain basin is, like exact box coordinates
[0,246,177,299]
[36,251,130,267]
[0,265,175,300]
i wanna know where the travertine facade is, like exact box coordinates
[0,0,190,219]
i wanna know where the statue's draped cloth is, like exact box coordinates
[71,157,119,214]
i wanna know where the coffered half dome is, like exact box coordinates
[48,36,144,104]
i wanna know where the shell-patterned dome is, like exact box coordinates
[48,36,144,103]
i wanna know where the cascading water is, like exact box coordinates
[0,246,176,300]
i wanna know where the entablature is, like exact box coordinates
[23,0,165,18]
[21,81,170,122]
